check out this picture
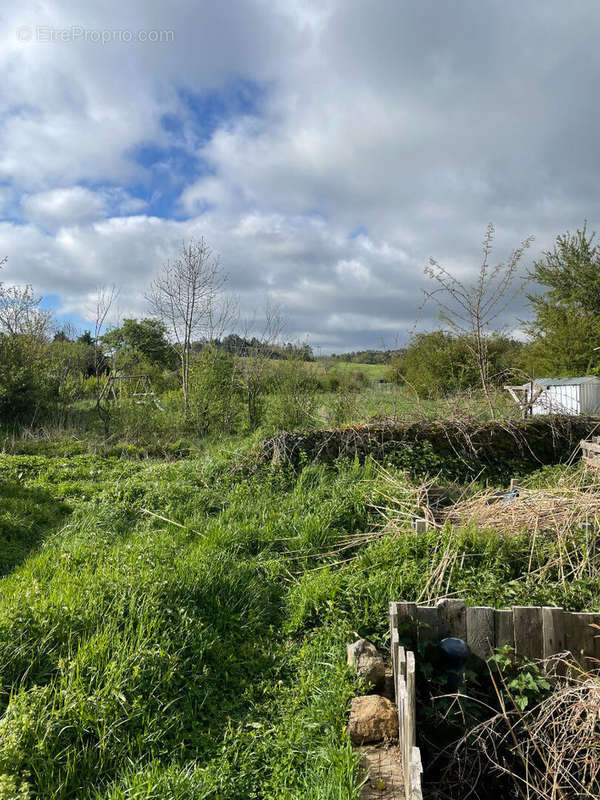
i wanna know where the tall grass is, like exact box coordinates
[1,449,598,798]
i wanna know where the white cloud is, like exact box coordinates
[22,187,107,228]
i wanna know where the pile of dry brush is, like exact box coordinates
[434,665,600,800]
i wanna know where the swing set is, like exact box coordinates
[99,375,166,411]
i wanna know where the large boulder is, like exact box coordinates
[347,695,399,745]
[347,639,385,690]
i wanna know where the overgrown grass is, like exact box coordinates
[1,445,598,798]
[0,386,519,458]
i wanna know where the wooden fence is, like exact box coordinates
[389,599,599,797]
[390,605,423,800]
[391,598,600,667]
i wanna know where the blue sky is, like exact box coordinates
[2,1,600,350]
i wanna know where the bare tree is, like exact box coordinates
[238,302,285,430]
[91,285,119,436]
[423,224,533,418]
[146,239,227,412]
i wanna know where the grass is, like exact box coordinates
[315,361,389,381]
[1,434,598,798]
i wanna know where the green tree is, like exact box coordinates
[189,348,242,435]
[0,334,53,421]
[77,330,94,346]
[389,331,523,397]
[101,318,175,370]
[0,262,57,422]
[46,339,95,403]
[526,224,600,375]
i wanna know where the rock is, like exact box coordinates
[347,695,399,745]
[347,639,386,690]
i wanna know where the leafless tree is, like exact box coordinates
[238,302,285,429]
[91,285,119,436]
[423,224,533,418]
[146,239,228,412]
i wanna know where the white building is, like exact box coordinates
[513,377,600,416]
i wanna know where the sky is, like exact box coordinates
[1,1,600,352]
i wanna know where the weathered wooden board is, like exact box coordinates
[513,606,543,660]
[397,645,406,680]
[391,627,399,682]
[494,609,514,651]
[389,601,398,645]
[406,651,415,751]
[396,602,418,647]
[466,606,495,660]
[396,676,407,770]
[393,600,600,673]
[409,747,423,800]
[416,605,440,644]
[542,606,566,658]
[567,612,600,668]
[437,598,467,640]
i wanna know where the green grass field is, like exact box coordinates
[317,361,389,381]
[0,436,598,798]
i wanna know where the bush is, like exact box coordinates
[188,349,243,435]
[388,332,524,397]
[266,361,319,430]
[0,335,54,423]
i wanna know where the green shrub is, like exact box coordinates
[266,360,319,431]
[188,348,243,435]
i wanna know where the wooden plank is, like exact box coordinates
[391,627,399,683]
[397,645,406,680]
[436,598,467,640]
[542,607,566,658]
[406,651,416,751]
[389,601,398,645]
[396,601,417,647]
[409,747,424,800]
[396,676,407,772]
[567,612,599,669]
[591,614,600,662]
[513,606,543,661]
[416,604,440,645]
[494,609,514,651]
[466,606,495,660]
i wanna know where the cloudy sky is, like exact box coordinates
[1,1,599,351]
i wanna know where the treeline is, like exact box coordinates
[322,348,404,364]
[194,334,314,361]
